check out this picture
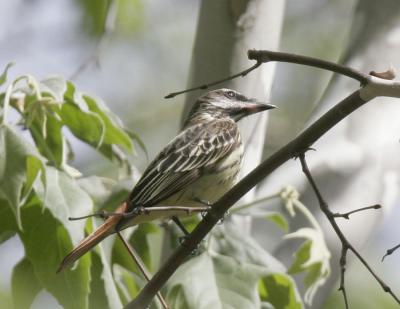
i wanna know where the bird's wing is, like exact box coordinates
[126,119,240,210]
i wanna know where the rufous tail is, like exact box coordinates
[57,203,127,273]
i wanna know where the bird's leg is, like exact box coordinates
[171,216,202,256]
[172,216,192,246]
[172,216,190,236]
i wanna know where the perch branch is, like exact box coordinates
[299,153,398,308]
[247,49,370,84]
[126,50,400,308]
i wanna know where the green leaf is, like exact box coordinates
[167,223,289,308]
[77,176,116,207]
[260,273,303,309]
[167,252,268,309]
[34,166,93,246]
[0,125,40,227]
[88,231,123,309]
[21,155,45,202]
[39,76,67,102]
[0,62,14,87]
[88,251,109,309]
[78,0,110,36]
[83,95,133,152]
[212,224,286,272]
[29,114,65,167]
[125,127,148,158]
[112,265,141,305]
[286,228,331,304]
[19,203,91,309]
[82,217,122,309]
[130,222,163,272]
[115,0,144,35]
[11,258,42,309]
[0,291,12,309]
[60,101,105,148]
[0,198,17,243]
[265,212,289,233]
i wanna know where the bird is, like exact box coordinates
[57,88,276,272]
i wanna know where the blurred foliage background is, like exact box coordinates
[1,0,400,308]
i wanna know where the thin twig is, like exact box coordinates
[382,243,400,262]
[117,232,169,309]
[338,246,349,309]
[247,50,370,84]
[164,61,262,98]
[299,153,400,308]
[333,204,381,219]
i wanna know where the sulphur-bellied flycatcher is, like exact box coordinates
[57,88,275,272]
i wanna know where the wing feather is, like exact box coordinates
[126,119,239,211]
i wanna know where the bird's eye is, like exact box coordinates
[227,91,235,98]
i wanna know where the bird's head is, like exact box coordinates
[185,88,276,126]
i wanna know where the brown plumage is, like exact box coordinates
[57,88,275,272]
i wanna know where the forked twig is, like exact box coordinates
[298,153,399,308]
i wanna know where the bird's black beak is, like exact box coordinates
[244,99,276,115]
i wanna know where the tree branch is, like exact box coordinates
[299,154,398,308]
[247,49,370,84]
[126,50,400,308]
